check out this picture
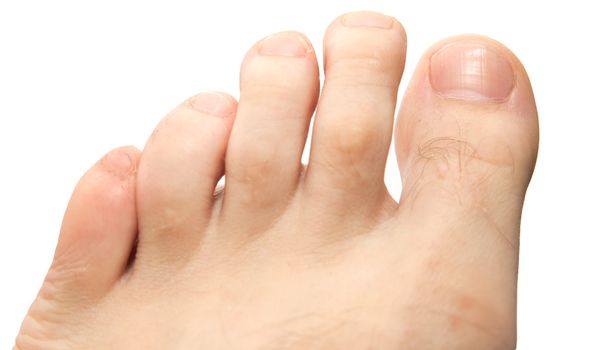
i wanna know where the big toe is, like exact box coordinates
[394,36,538,346]
[396,36,539,242]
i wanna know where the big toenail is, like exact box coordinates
[258,32,311,57]
[430,41,514,101]
[189,92,234,118]
[341,12,393,29]
[101,150,134,177]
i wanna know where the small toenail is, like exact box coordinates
[258,32,311,57]
[101,149,134,177]
[430,41,515,101]
[189,92,235,118]
[341,12,394,29]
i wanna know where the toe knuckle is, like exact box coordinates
[325,120,377,163]
[328,56,394,87]
[407,135,517,207]
[417,137,475,179]
[327,41,401,85]
[417,135,516,181]
[227,145,275,186]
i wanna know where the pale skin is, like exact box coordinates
[15,11,539,350]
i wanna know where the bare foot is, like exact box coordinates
[15,11,538,350]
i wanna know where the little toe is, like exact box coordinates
[222,32,319,231]
[36,147,139,305]
[395,36,539,247]
[305,12,406,216]
[136,93,236,263]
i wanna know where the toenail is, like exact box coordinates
[258,32,311,57]
[101,149,135,177]
[430,41,515,101]
[341,12,394,29]
[189,92,235,118]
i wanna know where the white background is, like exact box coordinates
[0,0,589,348]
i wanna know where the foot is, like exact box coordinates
[15,11,538,350]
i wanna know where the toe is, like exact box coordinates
[42,146,140,304]
[222,32,319,231]
[395,36,539,248]
[305,12,406,216]
[136,93,236,261]
[394,37,538,341]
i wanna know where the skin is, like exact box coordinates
[14,11,538,350]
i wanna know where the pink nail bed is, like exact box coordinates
[430,42,514,101]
